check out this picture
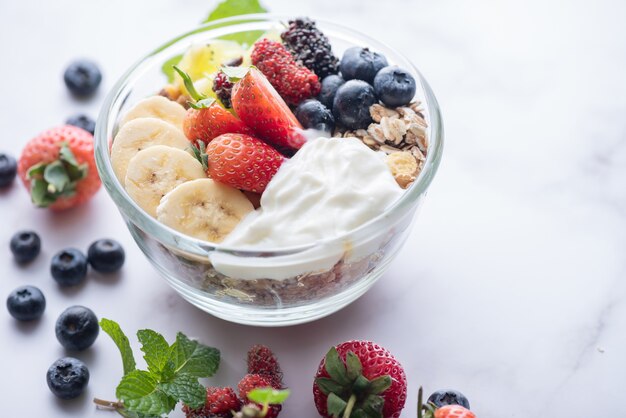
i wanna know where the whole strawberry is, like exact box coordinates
[18,125,101,210]
[313,341,407,418]
[202,134,285,193]
[251,38,321,106]
[247,345,283,388]
[238,374,282,418]
[183,386,241,418]
[231,68,305,150]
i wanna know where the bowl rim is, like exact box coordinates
[95,13,444,257]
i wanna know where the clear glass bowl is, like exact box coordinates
[95,14,443,326]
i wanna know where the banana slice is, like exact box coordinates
[120,96,187,129]
[125,146,206,217]
[111,117,190,182]
[157,179,254,243]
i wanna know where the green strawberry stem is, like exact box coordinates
[172,65,216,110]
[343,394,357,418]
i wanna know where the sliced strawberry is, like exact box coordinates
[183,103,253,145]
[231,68,305,150]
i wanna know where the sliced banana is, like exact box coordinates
[125,146,206,217]
[120,96,187,129]
[111,117,190,182]
[157,179,254,243]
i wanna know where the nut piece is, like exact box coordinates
[386,152,418,189]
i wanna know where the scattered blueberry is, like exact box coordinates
[66,114,96,135]
[51,248,88,286]
[294,100,335,135]
[427,389,470,409]
[339,47,388,84]
[87,239,125,273]
[317,74,345,109]
[373,66,416,107]
[332,80,377,129]
[63,60,102,98]
[10,230,41,263]
[46,357,90,399]
[6,285,46,321]
[55,305,99,351]
[0,153,17,188]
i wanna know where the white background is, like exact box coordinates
[1,0,625,417]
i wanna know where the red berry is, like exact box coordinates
[434,405,476,418]
[213,71,234,108]
[183,102,253,145]
[206,133,285,194]
[251,38,321,106]
[238,374,282,418]
[313,341,407,418]
[231,68,305,150]
[183,386,241,418]
[247,345,283,388]
[18,125,101,211]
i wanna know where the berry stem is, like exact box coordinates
[93,398,124,409]
[342,394,357,418]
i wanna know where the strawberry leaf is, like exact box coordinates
[247,388,290,405]
[221,65,250,82]
[368,376,391,395]
[315,377,345,396]
[189,97,216,110]
[100,319,136,376]
[173,66,206,102]
[345,351,362,381]
[30,179,56,207]
[327,392,347,418]
[324,347,350,386]
[43,161,70,194]
[26,163,46,180]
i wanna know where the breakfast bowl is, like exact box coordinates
[95,14,443,326]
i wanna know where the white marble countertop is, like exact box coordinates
[1,0,624,417]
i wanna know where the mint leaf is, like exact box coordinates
[116,370,176,416]
[247,388,290,405]
[168,332,220,378]
[162,54,183,83]
[137,329,171,377]
[100,319,136,376]
[159,374,206,409]
[204,0,266,23]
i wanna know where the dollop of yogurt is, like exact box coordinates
[223,137,403,249]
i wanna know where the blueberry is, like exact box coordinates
[332,80,377,130]
[46,357,89,399]
[373,66,416,108]
[10,230,42,263]
[317,75,345,109]
[63,60,102,98]
[427,390,470,409]
[66,114,96,135]
[294,100,335,135]
[6,285,46,321]
[51,248,88,286]
[55,305,99,351]
[87,239,125,273]
[339,47,388,83]
[0,153,17,188]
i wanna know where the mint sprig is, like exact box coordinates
[95,319,220,417]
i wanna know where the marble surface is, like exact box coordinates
[0,0,624,417]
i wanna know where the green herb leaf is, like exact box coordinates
[247,388,290,405]
[221,65,249,81]
[162,54,183,83]
[168,332,220,378]
[204,0,266,23]
[137,329,172,377]
[116,370,176,416]
[173,66,205,102]
[100,319,136,375]
[345,351,363,382]
[159,374,206,409]
[327,392,347,418]
[315,377,345,396]
[368,376,391,395]
[324,347,350,386]
[43,161,70,193]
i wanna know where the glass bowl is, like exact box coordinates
[95,14,443,326]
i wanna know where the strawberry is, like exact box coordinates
[173,66,253,145]
[247,345,283,388]
[238,374,282,418]
[313,341,407,418]
[251,39,321,106]
[231,67,305,150]
[200,134,285,194]
[183,386,241,418]
[18,125,101,210]
[418,387,476,418]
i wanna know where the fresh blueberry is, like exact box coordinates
[46,357,90,399]
[332,80,377,130]
[317,75,345,109]
[373,66,416,108]
[51,248,88,286]
[55,305,99,351]
[339,47,388,84]
[63,60,102,98]
[427,389,470,409]
[6,285,46,321]
[66,114,96,135]
[294,100,335,135]
[87,239,125,273]
[0,153,17,188]
[10,230,42,263]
